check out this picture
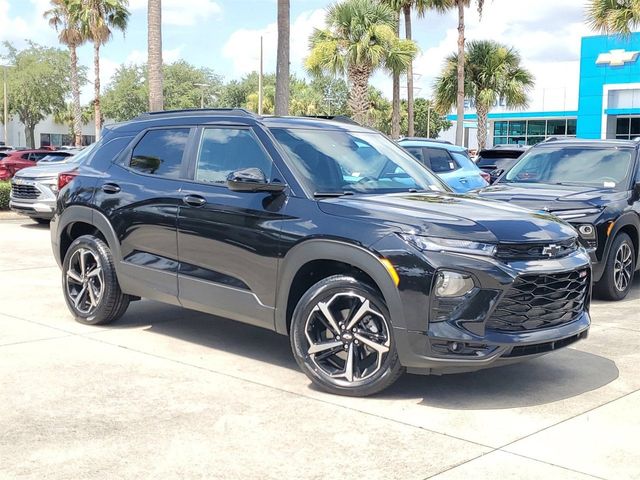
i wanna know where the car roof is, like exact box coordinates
[397,137,467,152]
[107,109,377,135]
[533,138,639,149]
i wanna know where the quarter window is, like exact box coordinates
[195,128,272,184]
[130,128,190,178]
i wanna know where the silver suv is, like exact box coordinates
[10,151,85,223]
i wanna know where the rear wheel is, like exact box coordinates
[595,232,635,301]
[62,235,130,325]
[290,275,403,397]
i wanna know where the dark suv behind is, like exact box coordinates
[51,109,591,396]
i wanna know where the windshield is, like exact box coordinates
[39,154,75,163]
[503,146,634,190]
[270,128,448,195]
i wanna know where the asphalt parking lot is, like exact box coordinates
[1,217,639,480]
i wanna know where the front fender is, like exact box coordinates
[274,239,405,335]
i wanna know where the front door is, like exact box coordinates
[177,125,287,328]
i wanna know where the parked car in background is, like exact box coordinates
[398,138,489,192]
[0,149,56,180]
[10,147,89,224]
[50,109,591,396]
[476,145,528,183]
[479,138,640,301]
[38,151,77,164]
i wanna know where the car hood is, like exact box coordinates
[318,192,577,244]
[12,161,79,179]
[478,182,626,212]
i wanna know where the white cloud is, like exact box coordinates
[222,8,326,77]
[129,0,222,26]
[412,0,590,108]
[0,0,58,49]
[125,46,184,65]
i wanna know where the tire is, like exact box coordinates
[595,232,636,301]
[62,235,130,325]
[290,275,404,397]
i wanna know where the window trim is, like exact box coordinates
[123,126,196,180]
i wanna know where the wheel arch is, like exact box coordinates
[606,213,640,271]
[275,239,405,335]
[55,206,122,268]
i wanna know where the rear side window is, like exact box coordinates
[130,128,190,178]
[425,148,458,173]
[195,127,272,184]
[404,147,427,165]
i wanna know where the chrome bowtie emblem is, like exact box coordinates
[542,244,561,257]
[596,49,640,67]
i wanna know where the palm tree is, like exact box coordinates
[148,0,163,111]
[454,0,485,146]
[275,0,290,116]
[434,40,534,150]
[53,102,94,140]
[78,0,130,140]
[44,0,86,147]
[306,0,417,125]
[587,0,640,35]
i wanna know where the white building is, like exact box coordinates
[1,114,96,148]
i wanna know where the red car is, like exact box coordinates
[0,149,54,180]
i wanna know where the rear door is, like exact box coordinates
[94,127,194,305]
[176,124,288,329]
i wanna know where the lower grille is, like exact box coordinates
[11,184,40,199]
[503,331,588,358]
[487,269,589,332]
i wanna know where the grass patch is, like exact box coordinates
[0,181,10,210]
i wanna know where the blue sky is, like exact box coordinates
[1,0,592,108]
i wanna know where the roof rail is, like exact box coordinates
[139,108,258,118]
[541,136,560,143]
[399,137,453,145]
[302,115,360,126]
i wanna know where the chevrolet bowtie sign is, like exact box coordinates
[596,49,640,67]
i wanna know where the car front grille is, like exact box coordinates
[496,238,578,261]
[11,183,40,199]
[487,269,589,332]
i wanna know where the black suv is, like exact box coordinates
[480,138,640,301]
[51,109,591,396]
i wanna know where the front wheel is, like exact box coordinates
[290,275,403,397]
[62,235,130,325]
[595,232,636,301]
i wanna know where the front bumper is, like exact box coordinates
[372,235,592,374]
[9,179,57,219]
[9,200,55,218]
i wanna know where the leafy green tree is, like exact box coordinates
[434,39,533,150]
[77,0,130,138]
[587,0,640,35]
[411,98,452,138]
[44,0,86,146]
[101,61,223,121]
[306,0,417,125]
[2,42,77,148]
[53,101,94,136]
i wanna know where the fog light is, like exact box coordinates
[435,271,474,298]
[448,341,465,353]
[578,225,595,238]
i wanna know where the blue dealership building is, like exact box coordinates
[444,32,640,148]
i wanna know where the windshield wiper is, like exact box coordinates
[313,191,355,198]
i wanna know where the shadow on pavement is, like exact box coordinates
[112,300,620,409]
[19,221,49,230]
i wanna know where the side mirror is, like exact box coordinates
[226,168,286,193]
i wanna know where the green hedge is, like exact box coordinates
[0,181,10,210]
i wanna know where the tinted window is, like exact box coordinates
[130,128,190,178]
[195,128,272,184]
[404,147,427,165]
[504,146,634,190]
[425,148,458,173]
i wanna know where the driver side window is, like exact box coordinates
[195,127,273,185]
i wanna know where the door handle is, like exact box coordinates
[102,183,121,194]
[183,194,207,207]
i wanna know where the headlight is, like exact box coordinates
[554,208,601,220]
[401,234,496,257]
[434,271,475,297]
[40,177,59,193]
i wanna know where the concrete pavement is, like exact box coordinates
[1,218,639,479]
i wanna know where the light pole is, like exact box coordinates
[193,83,209,109]
[2,64,13,146]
